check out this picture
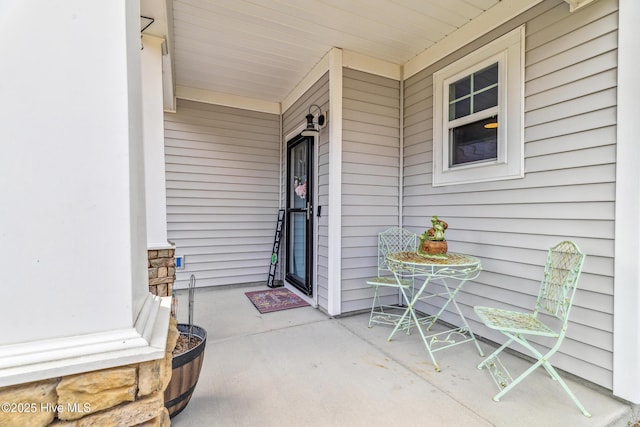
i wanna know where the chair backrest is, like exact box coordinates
[534,241,585,324]
[377,227,417,275]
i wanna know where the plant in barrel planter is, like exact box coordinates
[418,216,449,259]
[165,275,207,418]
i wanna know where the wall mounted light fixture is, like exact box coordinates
[301,104,325,136]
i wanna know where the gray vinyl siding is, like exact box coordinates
[282,73,330,310]
[341,68,401,313]
[403,0,617,389]
[165,99,280,288]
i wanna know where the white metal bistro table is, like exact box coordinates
[386,251,485,371]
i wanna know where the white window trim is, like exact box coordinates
[433,25,525,187]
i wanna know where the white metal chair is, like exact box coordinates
[474,241,589,417]
[367,227,417,328]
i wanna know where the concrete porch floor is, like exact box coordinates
[171,284,636,427]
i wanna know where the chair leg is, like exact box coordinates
[399,286,414,335]
[477,338,515,390]
[517,335,556,380]
[540,361,591,417]
[368,285,380,328]
[492,334,556,381]
[491,356,590,417]
[487,334,591,417]
[493,357,545,401]
[477,338,514,370]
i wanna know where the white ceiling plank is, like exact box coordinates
[308,0,454,42]
[464,0,502,9]
[405,0,544,78]
[234,0,422,59]
[156,0,523,107]
[389,0,491,27]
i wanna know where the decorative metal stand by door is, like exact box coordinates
[267,209,285,288]
[286,135,313,296]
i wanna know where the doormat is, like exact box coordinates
[245,288,310,314]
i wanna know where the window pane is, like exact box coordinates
[449,76,470,100]
[449,98,470,120]
[289,212,306,280]
[450,118,498,166]
[474,63,498,91]
[449,62,498,120]
[290,143,307,209]
[474,86,498,112]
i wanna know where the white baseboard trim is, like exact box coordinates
[0,295,171,387]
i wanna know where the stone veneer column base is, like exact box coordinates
[148,248,176,298]
[0,317,179,427]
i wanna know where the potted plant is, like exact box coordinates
[418,216,449,258]
[164,275,207,418]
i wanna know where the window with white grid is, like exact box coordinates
[433,26,525,186]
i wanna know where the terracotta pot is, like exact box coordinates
[418,238,448,257]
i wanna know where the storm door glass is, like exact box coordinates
[286,135,313,296]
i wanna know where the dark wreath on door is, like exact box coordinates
[286,134,313,296]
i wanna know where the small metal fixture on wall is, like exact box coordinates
[301,104,325,136]
[140,15,155,50]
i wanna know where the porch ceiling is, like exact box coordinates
[141,0,508,107]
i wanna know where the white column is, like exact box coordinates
[327,48,343,316]
[141,35,172,250]
[613,0,640,404]
[0,0,169,386]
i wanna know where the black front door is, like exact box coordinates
[286,134,313,296]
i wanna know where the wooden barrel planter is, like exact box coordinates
[164,323,207,418]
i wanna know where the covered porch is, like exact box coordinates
[171,284,635,426]
[157,0,640,405]
[2,0,640,425]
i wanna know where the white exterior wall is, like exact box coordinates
[164,100,280,288]
[403,0,618,388]
[0,0,169,386]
